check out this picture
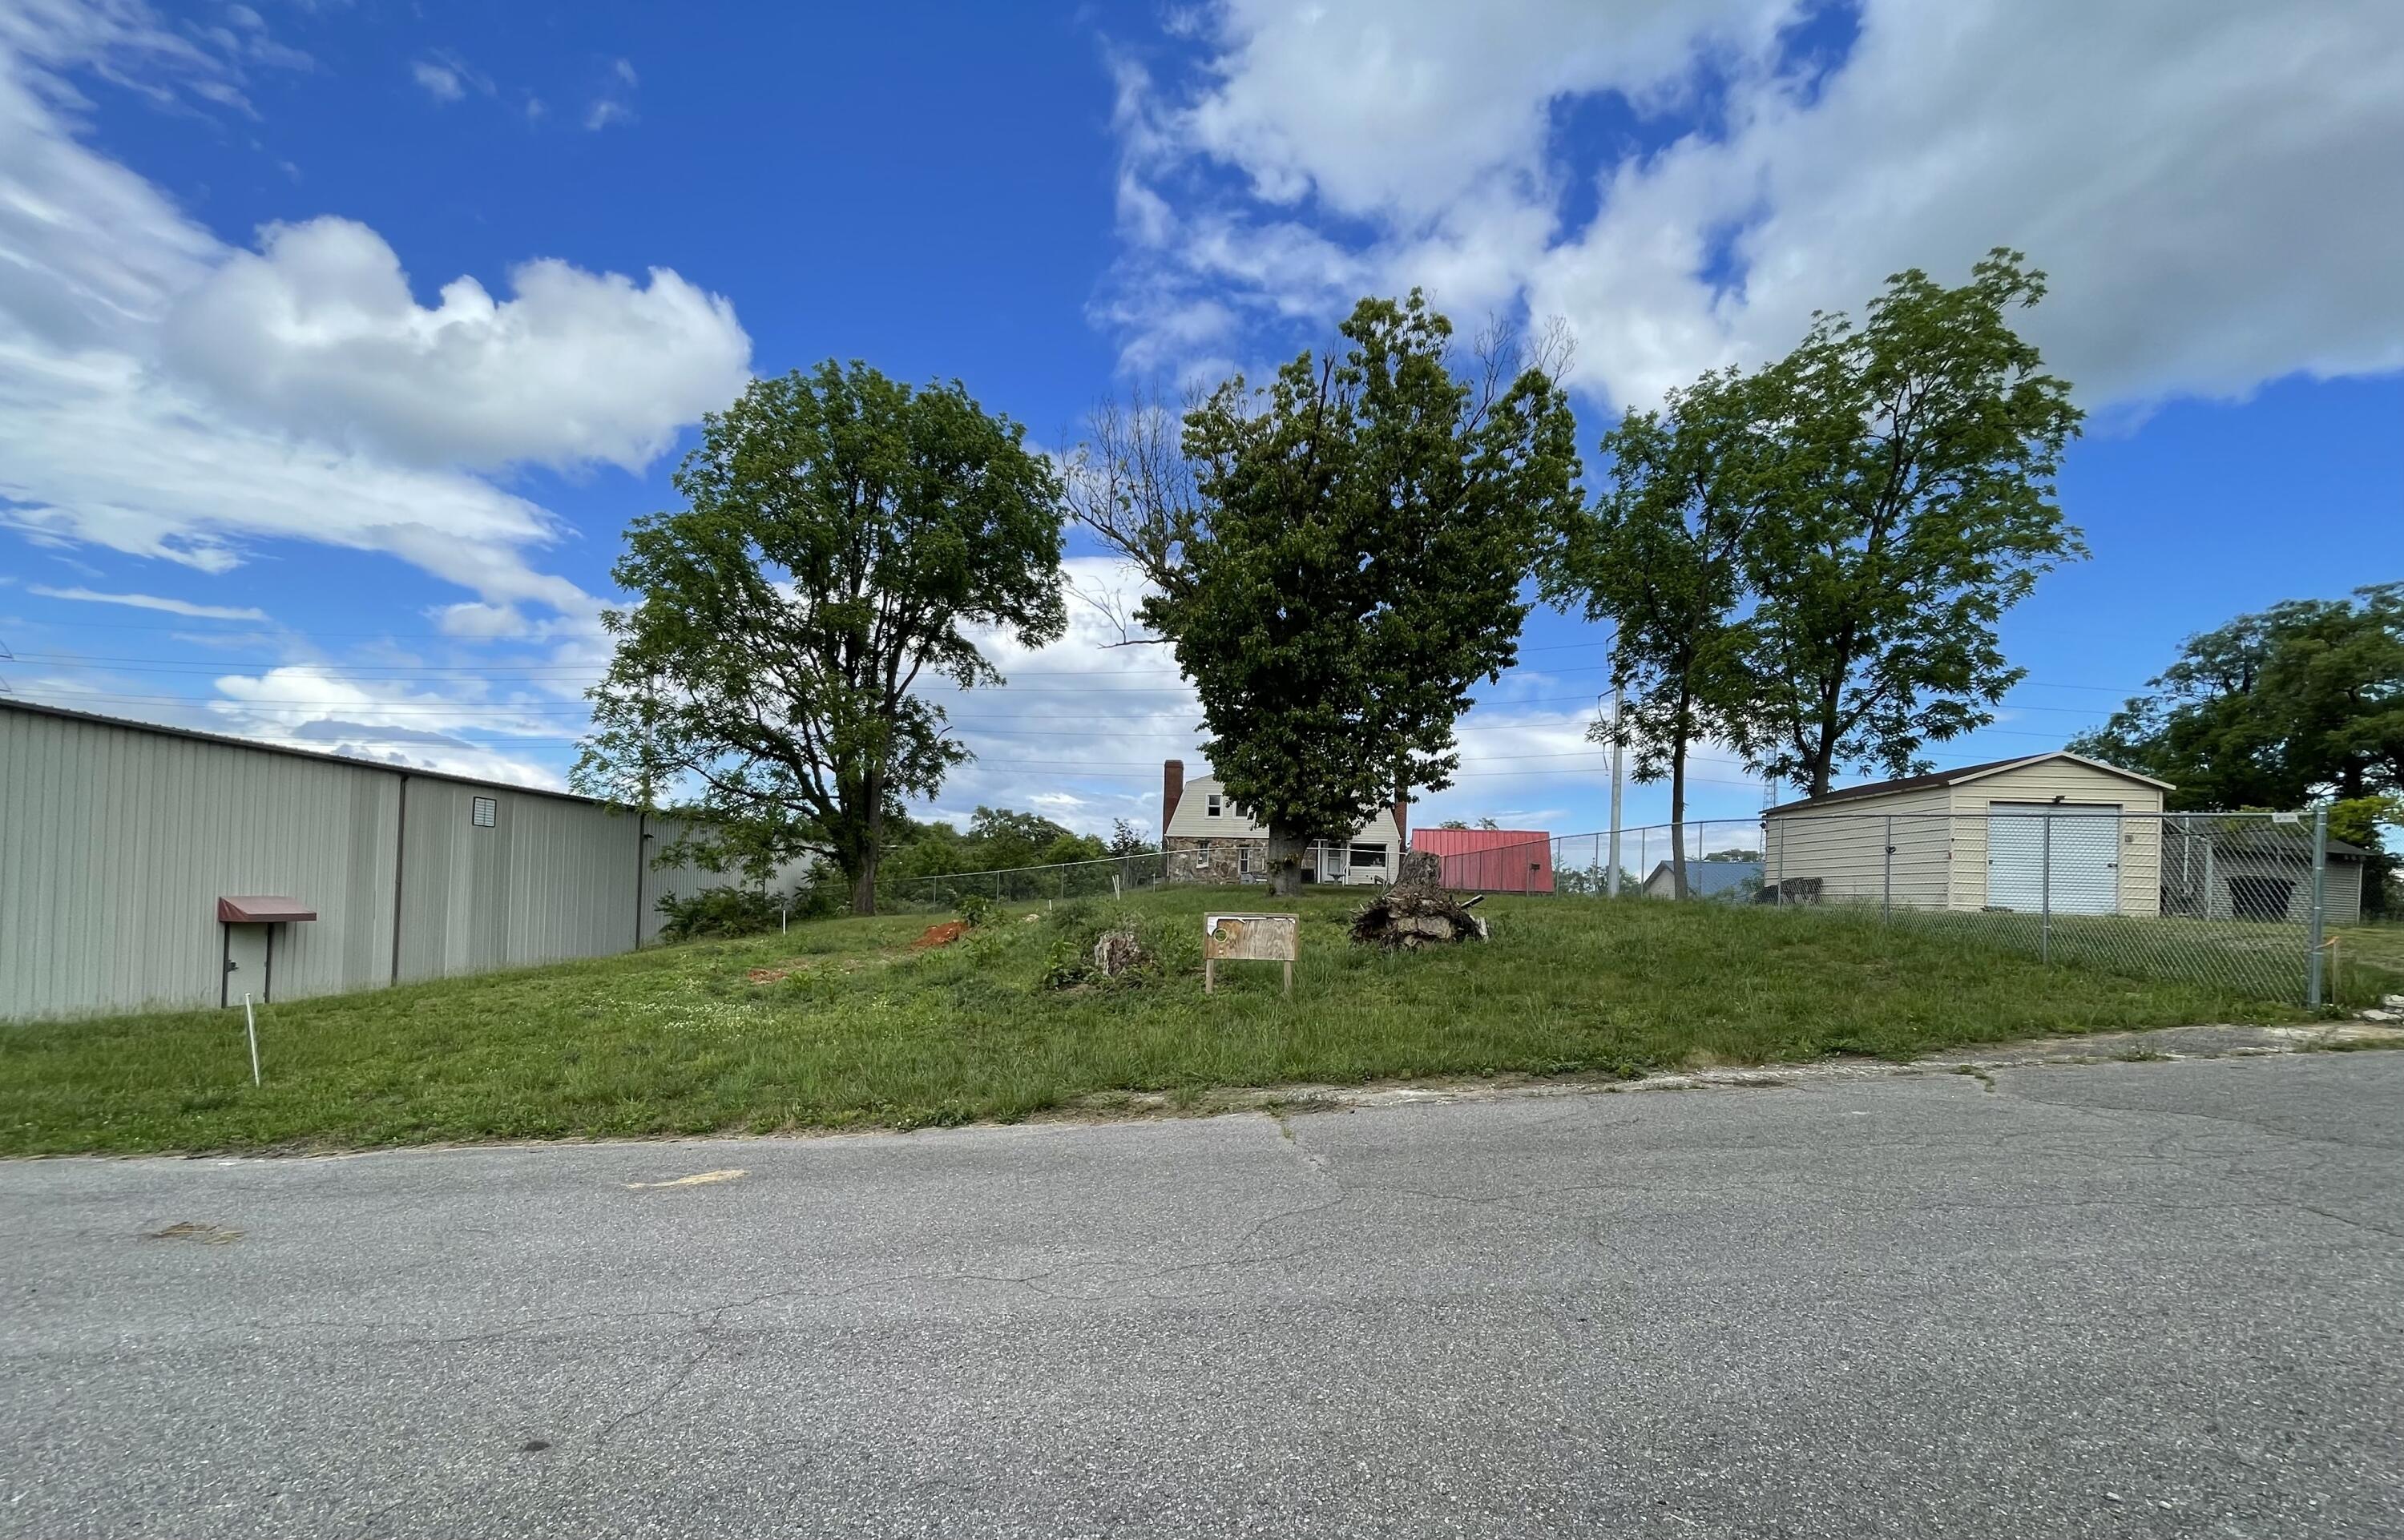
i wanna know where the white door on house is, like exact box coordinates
[1987,803,2121,914]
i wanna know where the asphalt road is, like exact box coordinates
[5,1054,2401,1539]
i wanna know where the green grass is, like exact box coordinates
[2335,921,2404,1003]
[0,886,2308,1155]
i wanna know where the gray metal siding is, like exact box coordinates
[2,703,740,1022]
[0,709,399,1018]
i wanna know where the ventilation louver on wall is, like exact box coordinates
[471,796,497,828]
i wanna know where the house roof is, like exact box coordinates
[1762,752,2174,816]
[1642,860,1763,896]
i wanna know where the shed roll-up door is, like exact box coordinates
[1987,803,2122,914]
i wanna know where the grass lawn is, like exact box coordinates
[2335,921,2404,1002]
[0,885,2313,1156]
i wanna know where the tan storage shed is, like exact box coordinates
[1761,753,2174,917]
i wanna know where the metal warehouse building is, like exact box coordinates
[0,699,716,1022]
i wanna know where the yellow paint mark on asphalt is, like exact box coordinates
[623,1168,748,1191]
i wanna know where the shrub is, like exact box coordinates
[655,885,788,943]
[955,892,995,929]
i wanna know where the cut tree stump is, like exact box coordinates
[1350,853,1490,951]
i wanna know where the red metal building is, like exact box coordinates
[1413,828,1555,893]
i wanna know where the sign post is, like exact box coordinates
[1203,913,1300,996]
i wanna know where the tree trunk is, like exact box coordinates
[1265,824,1308,897]
[1669,736,1689,901]
[849,846,879,916]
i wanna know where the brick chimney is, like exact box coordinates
[1163,759,1184,835]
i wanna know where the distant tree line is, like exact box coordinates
[2071,584,2402,913]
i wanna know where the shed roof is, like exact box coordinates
[1763,752,2173,816]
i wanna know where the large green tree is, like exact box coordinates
[575,361,1066,914]
[1543,366,1776,898]
[2068,584,2404,810]
[1071,293,1581,895]
[1736,249,2087,799]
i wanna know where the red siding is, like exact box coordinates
[1412,828,1554,893]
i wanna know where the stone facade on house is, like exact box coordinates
[1160,760,1407,887]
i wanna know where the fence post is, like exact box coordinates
[2308,806,2329,1009]
[2039,812,2053,966]
[1882,815,1894,925]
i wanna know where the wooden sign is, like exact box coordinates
[1204,913,1299,995]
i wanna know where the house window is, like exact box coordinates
[470,796,497,829]
[1196,841,1212,863]
[1238,845,1252,874]
[1206,793,1223,817]
[1349,842,1387,869]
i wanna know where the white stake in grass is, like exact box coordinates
[242,992,261,1086]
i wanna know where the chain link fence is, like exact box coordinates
[885,851,1175,910]
[880,808,2366,1008]
[1458,809,2355,1006]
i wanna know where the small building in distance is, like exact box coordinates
[1759,752,2173,915]
[1413,827,1555,893]
[1160,760,1403,885]
[1640,858,1763,901]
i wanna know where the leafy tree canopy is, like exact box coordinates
[2069,583,2403,812]
[575,361,1066,914]
[1071,292,1581,894]
[1736,249,2087,798]
[1544,363,1781,895]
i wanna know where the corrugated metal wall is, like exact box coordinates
[1,705,729,1022]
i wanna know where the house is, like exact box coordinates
[1414,827,1555,893]
[1160,760,1404,885]
[1640,858,1763,901]
[2162,823,2370,926]
[1759,752,2174,915]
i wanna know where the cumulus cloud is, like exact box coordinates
[160,216,751,472]
[1110,0,2404,412]
[0,22,748,615]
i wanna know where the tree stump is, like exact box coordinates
[1091,926,1148,978]
[1350,855,1490,951]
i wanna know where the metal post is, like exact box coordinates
[1882,815,1894,925]
[1606,684,1624,898]
[2308,806,2329,1008]
[242,993,261,1087]
[2040,813,2053,966]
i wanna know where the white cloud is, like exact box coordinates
[0,25,748,617]
[410,58,465,102]
[159,217,750,474]
[28,584,268,620]
[201,665,569,786]
[583,58,637,131]
[1111,0,2404,411]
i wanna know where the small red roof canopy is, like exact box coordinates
[216,896,317,923]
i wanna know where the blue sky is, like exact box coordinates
[1,0,2398,844]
